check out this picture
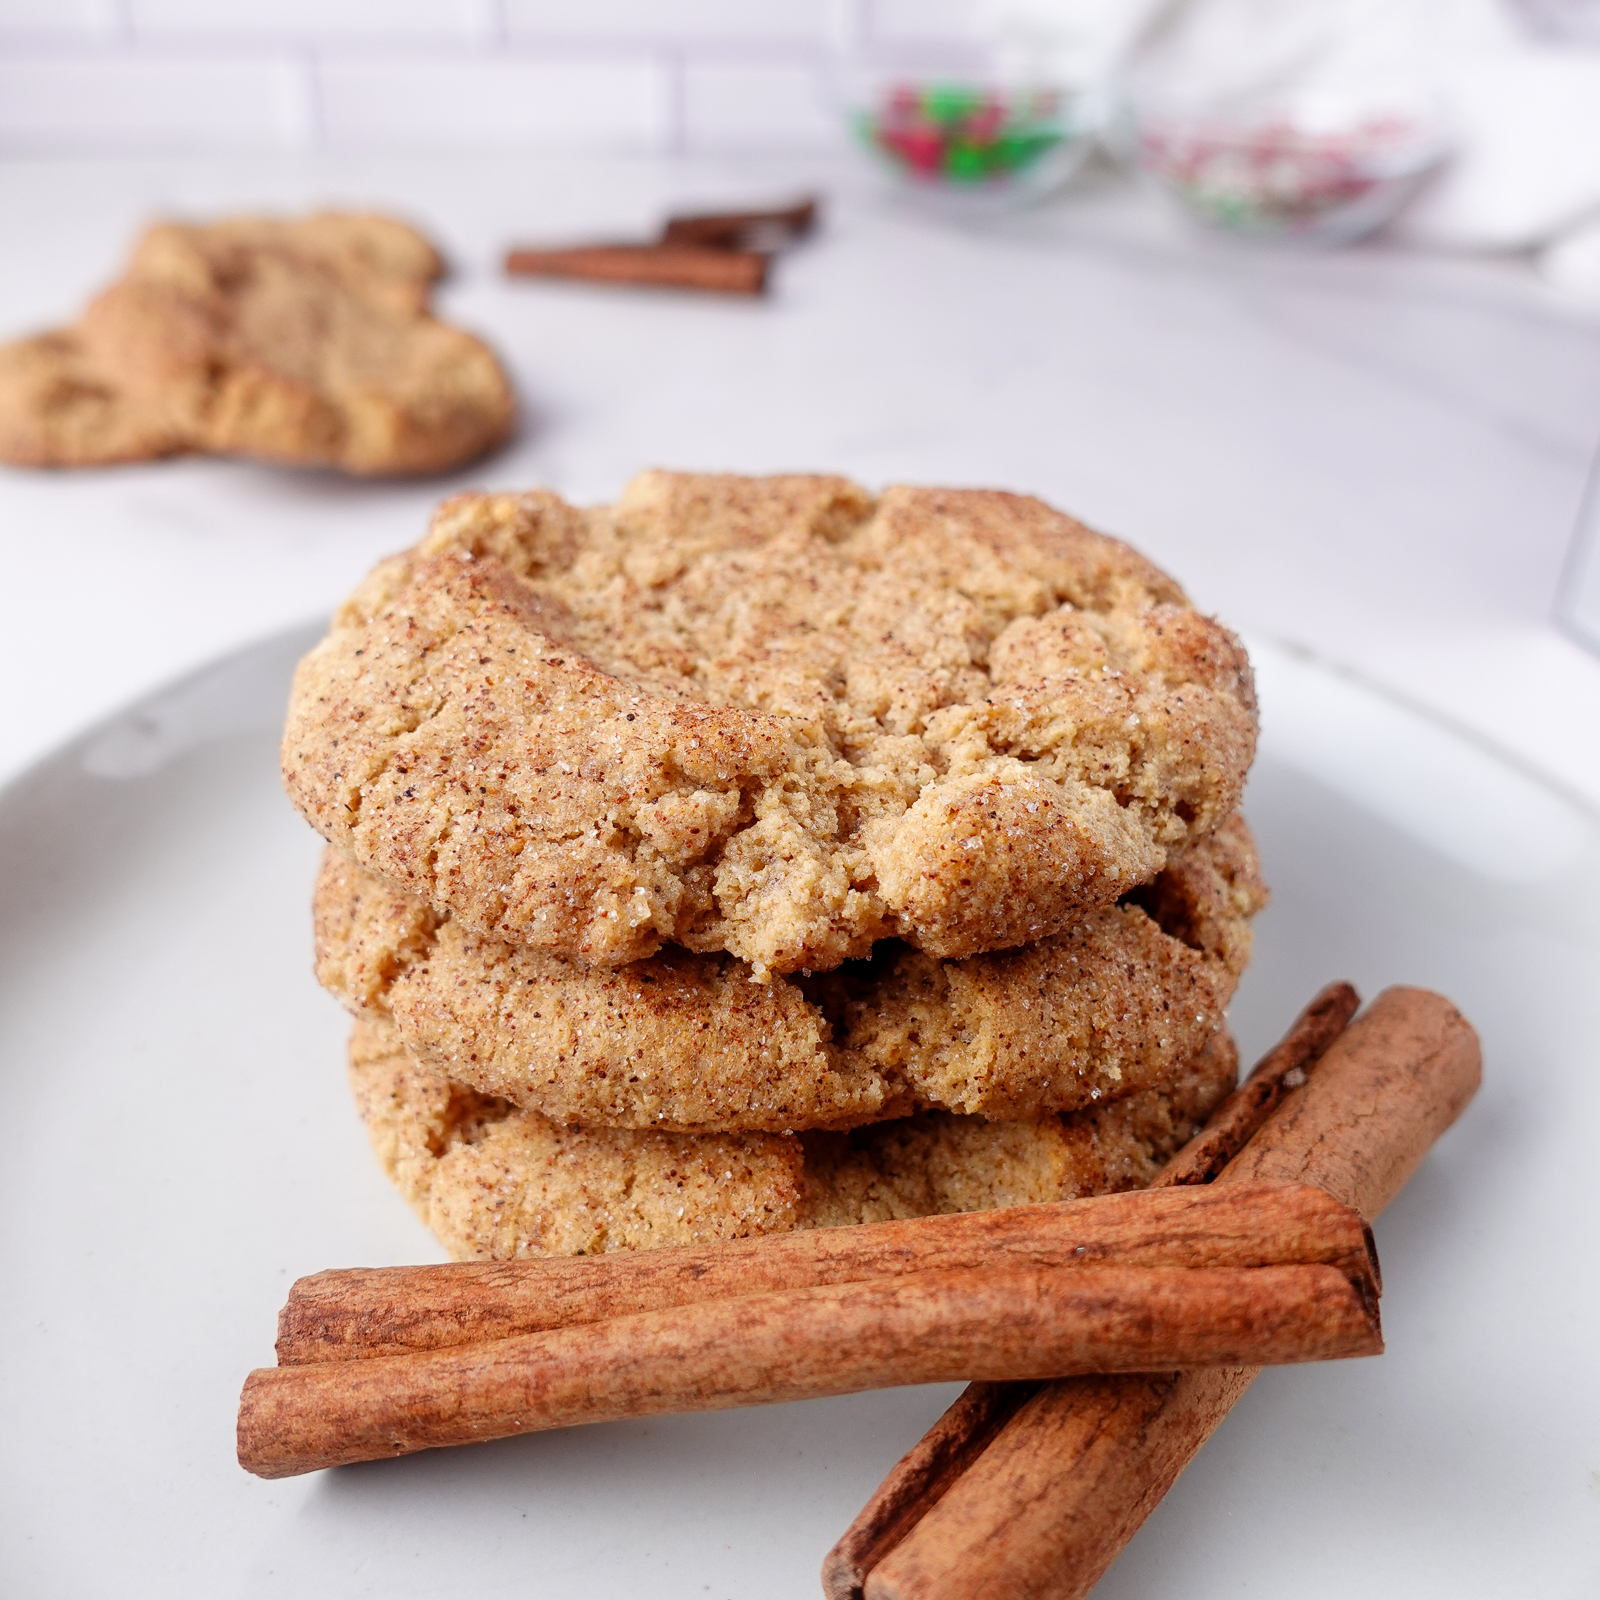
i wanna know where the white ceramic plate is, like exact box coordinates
[1,630,1596,1600]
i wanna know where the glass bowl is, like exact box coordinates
[845,72,1104,211]
[1128,91,1450,246]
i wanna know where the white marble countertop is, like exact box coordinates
[3,153,1599,804]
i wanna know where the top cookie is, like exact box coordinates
[283,472,1258,975]
[0,212,514,476]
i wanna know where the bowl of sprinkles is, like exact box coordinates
[852,79,1098,207]
[1131,94,1450,245]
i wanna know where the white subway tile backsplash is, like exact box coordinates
[0,53,314,151]
[0,2,873,155]
[682,58,841,152]
[0,0,123,39]
[128,0,497,42]
[318,53,670,152]
[507,0,835,45]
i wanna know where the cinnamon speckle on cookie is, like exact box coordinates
[315,814,1265,1132]
[348,1013,1238,1260]
[284,472,1258,974]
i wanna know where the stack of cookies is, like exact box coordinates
[283,472,1267,1259]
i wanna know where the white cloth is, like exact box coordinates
[1394,44,1600,249]
[1542,210,1600,302]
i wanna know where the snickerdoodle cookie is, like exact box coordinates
[0,213,513,475]
[348,1014,1238,1260]
[285,473,1257,975]
[316,813,1265,1132]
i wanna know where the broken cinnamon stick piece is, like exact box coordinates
[853,985,1480,1600]
[822,981,1360,1600]
[276,1179,1374,1365]
[238,1260,1379,1480]
[504,244,768,295]
[660,197,818,250]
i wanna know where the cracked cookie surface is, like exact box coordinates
[348,1014,1237,1260]
[285,472,1257,974]
[317,814,1265,1132]
[0,212,513,475]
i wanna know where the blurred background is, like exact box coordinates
[1,0,1598,798]
[2,0,1599,235]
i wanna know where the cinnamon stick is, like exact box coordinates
[276,1179,1374,1365]
[504,244,768,295]
[821,1380,1044,1600]
[660,198,818,250]
[822,980,1361,1600]
[237,1259,1379,1479]
[849,985,1480,1600]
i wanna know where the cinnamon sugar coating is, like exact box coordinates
[284,473,1257,975]
[0,213,513,475]
[348,1014,1237,1260]
[317,815,1265,1132]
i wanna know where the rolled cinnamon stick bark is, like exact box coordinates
[821,1380,1045,1600]
[822,980,1360,1600]
[276,1179,1374,1365]
[854,985,1480,1600]
[504,244,768,294]
[238,1261,1379,1480]
[660,198,817,250]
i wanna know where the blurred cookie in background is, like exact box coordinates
[0,212,514,477]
